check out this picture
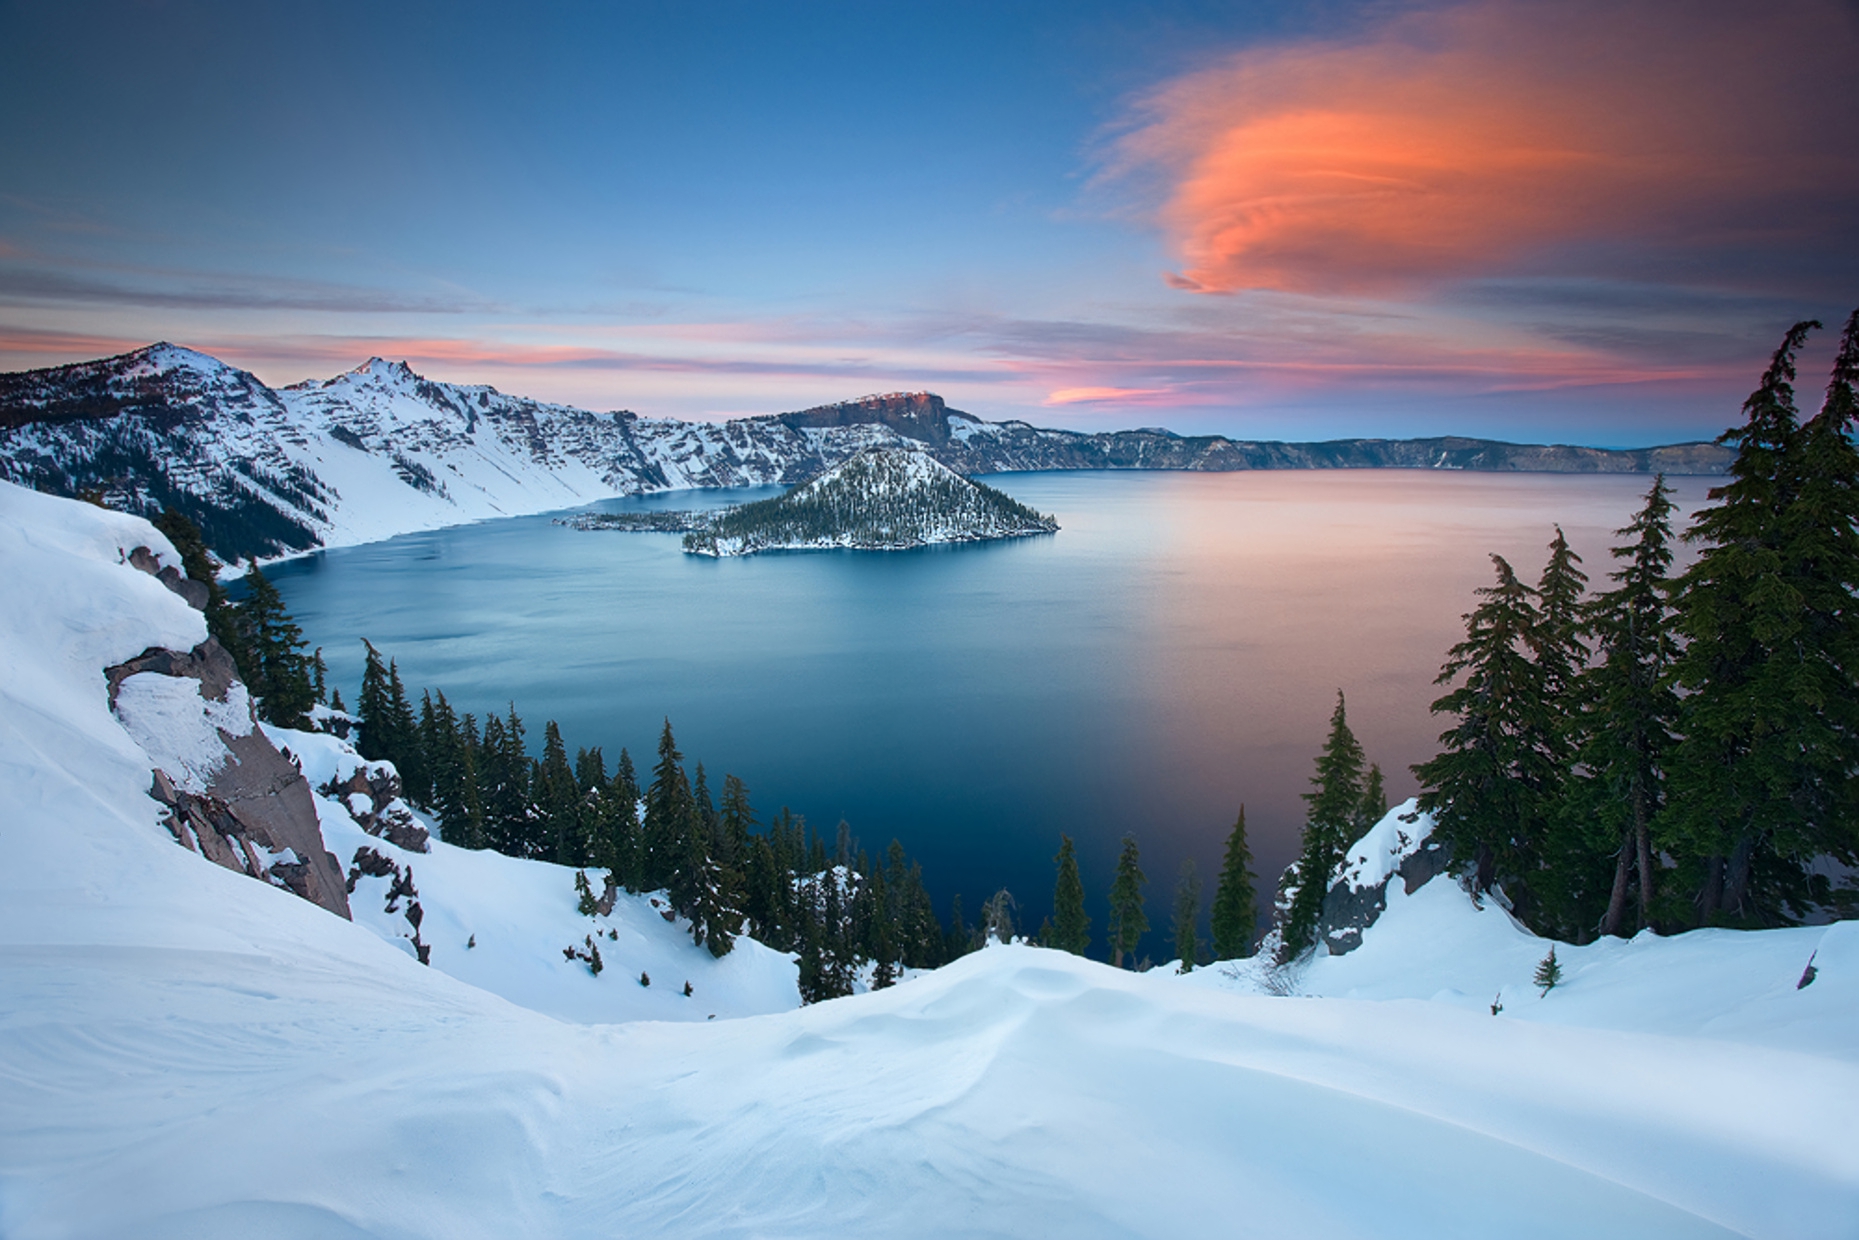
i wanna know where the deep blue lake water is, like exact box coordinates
[268,470,1712,953]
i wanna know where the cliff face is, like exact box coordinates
[0,345,1733,563]
[107,537,351,919]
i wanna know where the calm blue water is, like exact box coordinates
[267,470,1712,952]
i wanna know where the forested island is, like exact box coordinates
[567,446,1059,555]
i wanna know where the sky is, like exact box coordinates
[2,0,1856,445]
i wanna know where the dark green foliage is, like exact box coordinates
[1665,318,1859,925]
[1048,835,1091,956]
[681,447,1057,555]
[534,721,580,865]
[1282,691,1367,960]
[1413,556,1560,907]
[1171,859,1202,973]
[1210,806,1258,961]
[1563,476,1680,937]
[642,719,692,893]
[227,564,316,728]
[1356,764,1388,835]
[575,869,598,916]
[1534,946,1562,995]
[1106,835,1148,969]
[152,507,242,662]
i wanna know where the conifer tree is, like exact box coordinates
[153,507,241,663]
[1282,691,1366,959]
[1666,319,1854,924]
[229,564,316,728]
[945,893,973,961]
[642,719,692,891]
[1356,764,1388,835]
[1414,556,1559,906]
[1210,806,1258,960]
[1567,476,1680,936]
[1106,835,1148,969]
[384,660,426,806]
[1171,859,1202,973]
[536,721,580,864]
[1048,834,1091,956]
[1534,946,1563,995]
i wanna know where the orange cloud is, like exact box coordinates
[1043,385,1172,406]
[1115,0,1859,295]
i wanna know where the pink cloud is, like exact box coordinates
[1113,0,1859,295]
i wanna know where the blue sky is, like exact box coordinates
[2,0,1856,444]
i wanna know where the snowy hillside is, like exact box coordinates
[2,482,1854,1239]
[682,445,1059,555]
[0,344,1730,563]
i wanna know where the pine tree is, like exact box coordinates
[1210,806,1258,961]
[229,564,316,728]
[1171,859,1202,973]
[1106,835,1148,969]
[642,719,692,892]
[1048,834,1091,955]
[1534,946,1563,995]
[536,721,580,864]
[1567,476,1680,936]
[1281,691,1366,960]
[1666,319,1856,924]
[1356,764,1388,835]
[384,660,426,806]
[356,641,393,763]
[1413,556,1559,907]
[152,508,241,666]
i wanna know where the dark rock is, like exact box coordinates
[125,544,210,611]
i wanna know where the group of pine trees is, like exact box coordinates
[1035,808,1260,971]
[1416,313,1859,938]
[347,645,960,990]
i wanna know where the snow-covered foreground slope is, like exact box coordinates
[3,482,1855,1239]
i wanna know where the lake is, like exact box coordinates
[267,469,1714,954]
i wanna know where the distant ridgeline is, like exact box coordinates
[685,447,1057,555]
[0,344,1732,563]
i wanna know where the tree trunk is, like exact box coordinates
[1600,834,1632,937]
[1634,809,1655,930]
[1696,855,1724,925]
[1722,833,1756,921]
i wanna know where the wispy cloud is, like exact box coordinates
[0,264,496,314]
[1110,0,1859,297]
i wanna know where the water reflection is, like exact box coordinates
[267,469,1713,947]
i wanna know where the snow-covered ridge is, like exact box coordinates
[2,480,1852,1239]
[0,343,1732,563]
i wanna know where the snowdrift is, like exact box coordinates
[2,480,1855,1239]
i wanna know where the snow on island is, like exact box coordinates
[678,445,1059,556]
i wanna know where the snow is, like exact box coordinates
[1338,801,1432,890]
[2,480,1856,1239]
[113,674,253,793]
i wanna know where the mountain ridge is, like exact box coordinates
[0,344,1733,561]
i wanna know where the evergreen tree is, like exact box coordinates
[535,721,580,864]
[229,564,316,728]
[1048,834,1091,956]
[945,893,973,961]
[1106,835,1148,969]
[1567,476,1680,936]
[1171,859,1202,973]
[384,660,426,806]
[1413,556,1559,908]
[1534,946,1563,995]
[605,748,642,889]
[152,507,241,665]
[642,719,692,891]
[356,641,393,763]
[1281,691,1366,959]
[1666,319,1856,924]
[1209,806,1258,960]
[1356,764,1388,835]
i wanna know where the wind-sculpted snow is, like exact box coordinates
[2,482,1853,1239]
[1,345,1732,563]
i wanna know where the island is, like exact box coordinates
[567,446,1057,554]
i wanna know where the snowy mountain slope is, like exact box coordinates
[2,484,1854,1239]
[273,723,802,1023]
[1,345,1731,563]
[683,445,1059,555]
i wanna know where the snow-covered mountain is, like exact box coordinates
[682,445,1059,555]
[0,344,1733,562]
[3,479,1854,1238]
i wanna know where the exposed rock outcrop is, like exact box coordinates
[108,633,351,920]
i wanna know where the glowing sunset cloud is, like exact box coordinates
[1116,0,1859,296]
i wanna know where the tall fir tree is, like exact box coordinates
[1666,320,1852,924]
[229,564,316,728]
[535,720,580,865]
[1566,476,1680,936]
[152,508,241,666]
[1281,691,1366,960]
[1106,835,1148,969]
[642,719,693,892]
[1413,555,1560,912]
[1209,806,1258,961]
[1048,834,1091,956]
[1171,859,1202,973]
